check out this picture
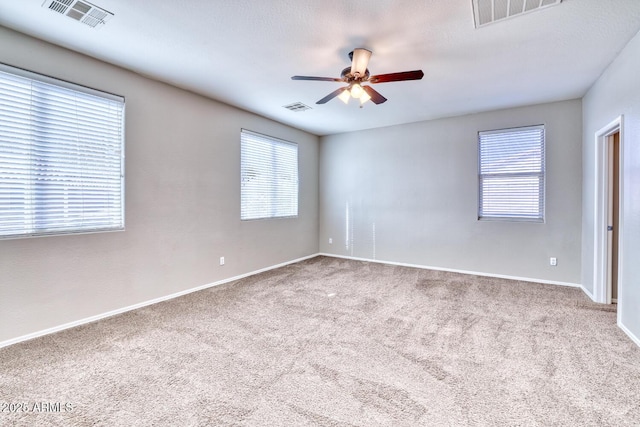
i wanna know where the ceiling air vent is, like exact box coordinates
[42,0,113,28]
[472,0,561,28]
[283,102,312,112]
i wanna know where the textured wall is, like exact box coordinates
[0,27,319,343]
[582,29,640,342]
[319,100,582,285]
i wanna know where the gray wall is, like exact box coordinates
[582,29,640,342]
[0,27,319,343]
[319,100,582,284]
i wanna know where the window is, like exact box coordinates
[478,125,545,222]
[241,129,298,220]
[0,64,125,238]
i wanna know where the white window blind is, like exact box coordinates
[0,64,125,238]
[478,125,545,221]
[241,129,298,220]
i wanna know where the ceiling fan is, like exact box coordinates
[291,48,424,106]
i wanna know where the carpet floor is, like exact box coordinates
[1,256,639,426]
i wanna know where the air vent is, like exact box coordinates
[42,0,113,28]
[472,0,561,28]
[283,102,312,112]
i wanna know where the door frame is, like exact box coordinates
[593,116,624,311]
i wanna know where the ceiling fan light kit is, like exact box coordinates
[336,83,372,106]
[337,89,351,104]
[291,48,424,106]
[350,83,364,98]
[358,89,371,104]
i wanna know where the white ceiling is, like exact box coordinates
[1,0,640,136]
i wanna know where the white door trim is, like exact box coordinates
[593,116,623,315]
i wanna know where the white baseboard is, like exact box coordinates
[581,284,596,301]
[0,253,608,348]
[319,254,640,347]
[4,252,635,350]
[0,253,320,350]
[618,320,640,348]
[319,253,582,288]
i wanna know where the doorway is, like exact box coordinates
[593,116,623,308]
[607,131,620,304]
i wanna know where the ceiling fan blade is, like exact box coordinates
[350,48,372,77]
[362,85,387,104]
[291,76,343,82]
[316,87,348,104]
[369,70,424,84]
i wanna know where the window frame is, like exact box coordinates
[0,63,125,239]
[240,129,299,221]
[477,124,546,223]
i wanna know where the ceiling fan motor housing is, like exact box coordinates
[341,67,370,82]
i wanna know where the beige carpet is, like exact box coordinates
[1,256,639,426]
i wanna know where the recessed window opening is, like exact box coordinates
[240,129,298,220]
[0,64,125,239]
[478,125,545,222]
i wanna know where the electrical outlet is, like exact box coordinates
[329,238,333,244]
[550,257,557,266]
[220,257,225,266]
